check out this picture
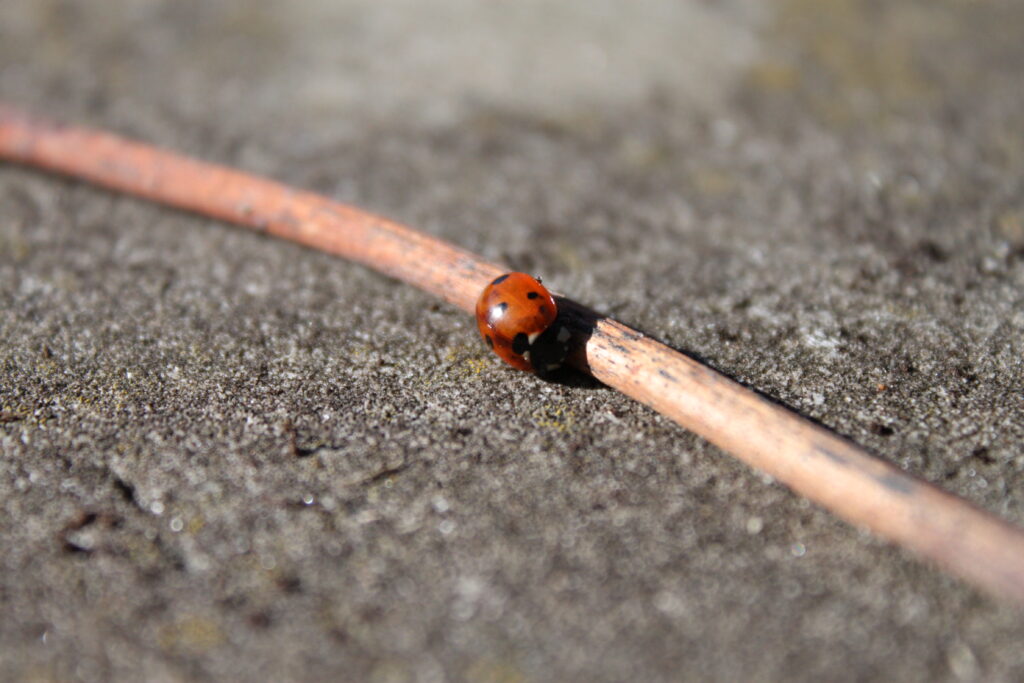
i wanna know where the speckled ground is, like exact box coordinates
[2,1,1024,681]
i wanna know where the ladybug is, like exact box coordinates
[476,272,570,374]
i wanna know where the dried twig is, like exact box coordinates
[2,105,1023,602]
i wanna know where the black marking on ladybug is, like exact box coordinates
[485,335,493,349]
[538,305,549,316]
[512,332,530,355]
[496,302,509,314]
[527,322,570,376]
[527,291,540,300]
[492,274,510,285]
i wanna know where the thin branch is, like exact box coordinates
[2,104,1023,603]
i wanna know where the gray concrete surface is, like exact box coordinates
[2,0,1024,680]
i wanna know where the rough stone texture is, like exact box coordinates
[2,1,1024,681]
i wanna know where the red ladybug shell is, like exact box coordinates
[476,272,559,373]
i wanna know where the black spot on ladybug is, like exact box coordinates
[538,305,548,316]
[485,335,493,349]
[527,291,540,300]
[512,332,530,354]
[496,302,509,314]
[492,274,510,285]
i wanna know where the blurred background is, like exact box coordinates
[2,1,1024,681]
